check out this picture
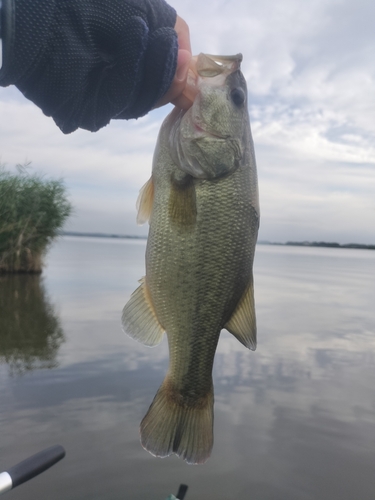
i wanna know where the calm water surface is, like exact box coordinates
[1,237,374,500]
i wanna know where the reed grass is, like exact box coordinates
[0,165,72,273]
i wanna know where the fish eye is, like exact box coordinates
[230,87,246,107]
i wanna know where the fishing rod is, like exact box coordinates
[0,445,188,499]
[0,445,66,495]
[166,484,188,500]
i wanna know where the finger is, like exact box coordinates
[171,92,194,110]
[154,16,193,110]
[154,49,191,109]
[174,16,191,53]
[175,48,191,83]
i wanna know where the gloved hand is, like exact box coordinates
[0,0,183,133]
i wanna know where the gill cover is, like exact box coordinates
[169,53,249,180]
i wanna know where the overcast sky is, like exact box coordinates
[1,0,374,243]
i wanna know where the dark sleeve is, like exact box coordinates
[0,0,178,133]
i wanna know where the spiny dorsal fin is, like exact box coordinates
[225,282,257,350]
[136,177,154,225]
[122,277,164,347]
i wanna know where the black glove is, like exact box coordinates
[0,0,178,133]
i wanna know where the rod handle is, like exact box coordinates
[5,445,65,489]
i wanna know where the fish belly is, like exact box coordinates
[148,169,256,386]
[139,159,258,463]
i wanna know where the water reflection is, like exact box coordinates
[0,274,64,375]
[0,239,374,500]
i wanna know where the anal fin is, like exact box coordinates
[122,277,164,347]
[225,281,257,350]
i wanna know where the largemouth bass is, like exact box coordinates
[122,53,259,464]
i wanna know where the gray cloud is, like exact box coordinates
[1,0,374,242]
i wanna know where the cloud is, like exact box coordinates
[1,0,374,242]
[0,96,167,236]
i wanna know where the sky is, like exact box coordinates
[0,0,374,244]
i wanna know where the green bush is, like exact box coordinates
[0,165,72,273]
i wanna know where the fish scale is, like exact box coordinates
[122,53,259,464]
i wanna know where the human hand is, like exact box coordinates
[155,15,195,110]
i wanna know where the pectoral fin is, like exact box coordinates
[225,282,257,350]
[169,173,197,227]
[136,177,154,225]
[122,277,164,347]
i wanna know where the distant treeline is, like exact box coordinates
[259,241,375,250]
[60,231,147,240]
[61,233,374,250]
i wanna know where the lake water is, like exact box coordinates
[1,236,374,500]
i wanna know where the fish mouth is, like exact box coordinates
[193,122,229,140]
[193,53,243,77]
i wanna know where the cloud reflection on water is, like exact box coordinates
[0,239,374,500]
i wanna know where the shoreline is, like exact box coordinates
[258,240,375,251]
[59,232,374,250]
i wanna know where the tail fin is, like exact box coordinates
[140,377,214,464]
